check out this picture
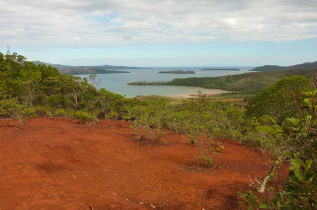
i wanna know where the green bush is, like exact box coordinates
[197,155,214,168]
[34,106,51,117]
[21,107,37,118]
[0,98,23,117]
[74,109,96,123]
[129,102,166,143]
[245,75,311,124]
[47,95,63,108]
[54,109,67,117]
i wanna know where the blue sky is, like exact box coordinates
[0,0,316,67]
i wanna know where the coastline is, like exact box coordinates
[130,88,233,99]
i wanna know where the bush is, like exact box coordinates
[197,155,214,168]
[54,109,67,117]
[0,98,23,117]
[74,109,96,123]
[34,106,51,117]
[47,95,62,108]
[129,103,166,143]
[21,107,37,118]
[245,75,311,124]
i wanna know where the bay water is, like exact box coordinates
[80,67,252,98]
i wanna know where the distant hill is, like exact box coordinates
[32,61,143,75]
[60,68,130,75]
[250,61,317,72]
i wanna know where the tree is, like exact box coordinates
[245,75,311,124]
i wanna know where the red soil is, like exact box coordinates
[0,118,279,209]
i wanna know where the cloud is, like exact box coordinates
[0,0,316,48]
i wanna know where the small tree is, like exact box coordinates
[130,103,166,143]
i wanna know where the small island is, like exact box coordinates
[202,68,240,71]
[159,70,196,74]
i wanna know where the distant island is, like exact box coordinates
[159,70,196,74]
[250,61,317,72]
[32,61,143,75]
[202,68,240,71]
[61,68,130,75]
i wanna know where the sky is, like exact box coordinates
[0,0,316,67]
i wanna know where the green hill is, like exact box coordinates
[250,61,317,72]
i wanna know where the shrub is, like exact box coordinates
[21,107,37,118]
[129,103,166,143]
[34,106,51,117]
[74,109,96,123]
[0,98,23,117]
[0,98,26,124]
[245,75,311,124]
[47,95,62,108]
[54,109,67,117]
[197,155,214,168]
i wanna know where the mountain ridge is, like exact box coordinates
[31,61,144,75]
[250,61,317,72]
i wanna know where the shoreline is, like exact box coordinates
[130,89,233,99]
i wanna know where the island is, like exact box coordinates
[31,61,144,75]
[60,68,130,75]
[159,70,196,74]
[202,68,240,71]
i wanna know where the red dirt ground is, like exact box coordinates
[0,118,281,209]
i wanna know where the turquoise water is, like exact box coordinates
[80,67,252,98]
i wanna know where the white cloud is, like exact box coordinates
[0,0,316,48]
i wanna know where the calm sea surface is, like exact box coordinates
[80,67,252,98]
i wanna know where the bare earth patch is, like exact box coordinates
[0,118,277,209]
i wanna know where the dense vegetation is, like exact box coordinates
[128,69,313,94]
[0,51,139,124]
[1,51,316,209]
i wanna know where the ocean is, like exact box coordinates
[80,67,252,98]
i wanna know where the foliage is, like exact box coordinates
[21,107,37,118]
[54,109,67,117]
[75,109,96,123]
[240,89,317,209]
[245,75,311,123]
[129,102,166,142]
[128,95,240,165]
[0,51,135,122]
[0,98,37,124]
